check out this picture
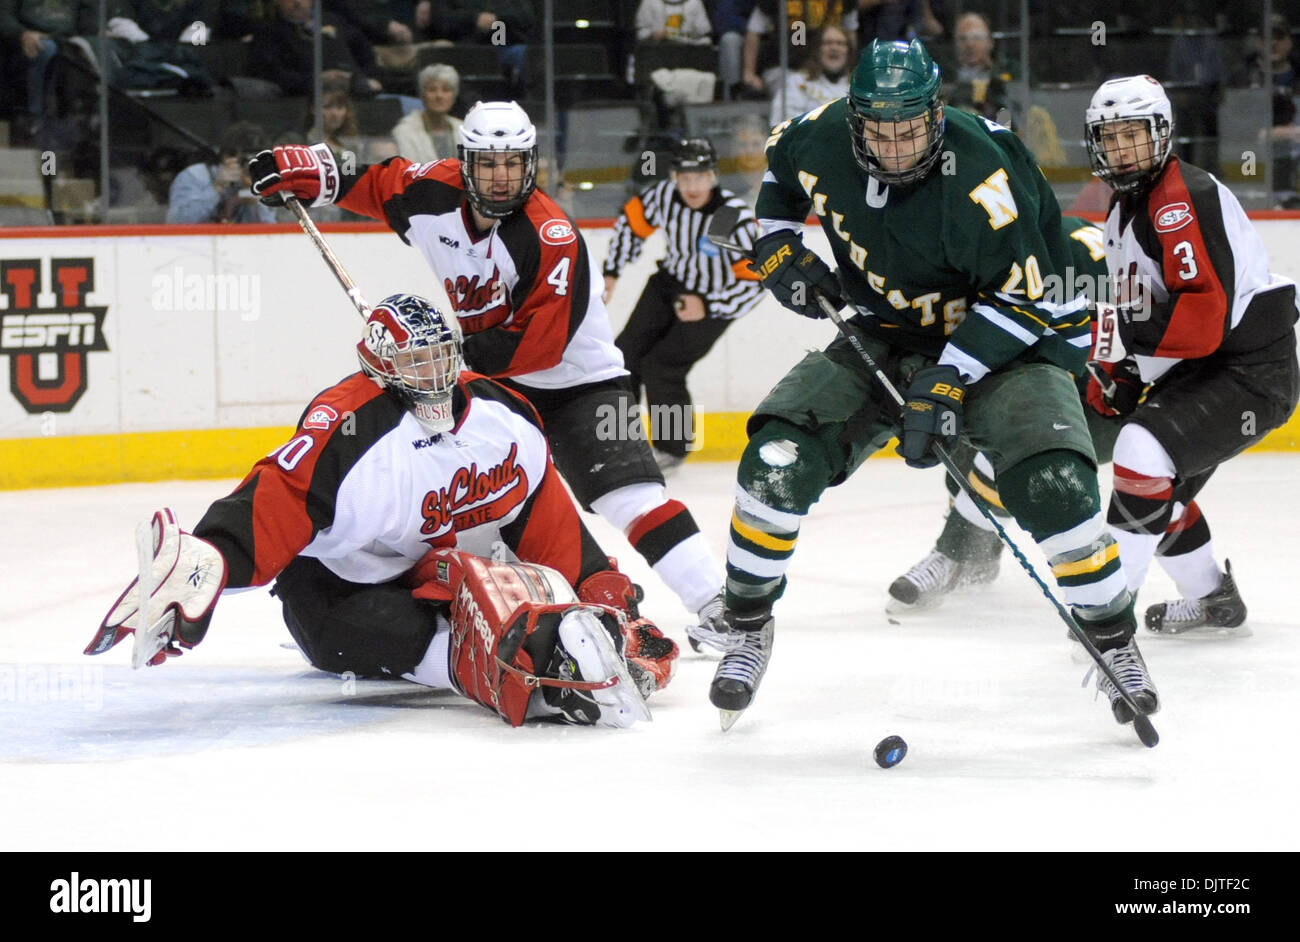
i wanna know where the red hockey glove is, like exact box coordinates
[578,566,678,697]
[248,144,340,207]
[1086,358,1144,417]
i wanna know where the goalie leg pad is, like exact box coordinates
[436,550,650,726]
[86,508,227,663]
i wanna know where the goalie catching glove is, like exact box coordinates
[752,230,844,320]
[85,508,227,667]
[248,144,341,207]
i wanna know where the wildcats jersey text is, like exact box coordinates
[334,158,626,390]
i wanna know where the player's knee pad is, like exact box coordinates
[996,449,1101,543]
[737,421,833,516]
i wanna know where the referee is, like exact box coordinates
[604,138,764,471]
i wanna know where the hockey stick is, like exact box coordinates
[708,207,1159,748]
[284,196,371,320]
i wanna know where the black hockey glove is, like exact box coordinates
[1086,358,1144,417]
[752,230,844,319]
[896,365,965,470]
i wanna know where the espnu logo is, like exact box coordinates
[0,258,109,413]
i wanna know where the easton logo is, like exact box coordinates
[420,442,529,533]
[539,218,576,245]
[0,258,109,413]
[1153,202,1193,233]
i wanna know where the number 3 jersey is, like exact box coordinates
[333,157,626,391]
[1101,153,1299,383]
[193,373,605,589]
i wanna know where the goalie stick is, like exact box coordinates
[707,205,1159,748]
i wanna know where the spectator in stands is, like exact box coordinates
[391,63,463,163]
[415,1,534,93]
[1235,14,1299,94]
[326,0,414,46]
[0,0,100,140]
[770,24,853,126]
[319,87,361,155]
[713,0,757,99]
[741,0,845,99]
[112,0,215,42]
[941,10,1012,122]
[250,0,383,98]
[636,0,713,44]
[853,0,944,49]
[167,121,275,224]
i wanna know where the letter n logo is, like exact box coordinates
[1,258,109,413]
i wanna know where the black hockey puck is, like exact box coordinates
[874,735,908,768]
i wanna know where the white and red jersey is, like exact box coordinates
[193,372,607,588]
[1104,155,1299,382]
[336,158,626,390]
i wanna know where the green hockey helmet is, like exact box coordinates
[846,39,945,185]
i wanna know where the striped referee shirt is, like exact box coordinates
[604,181,765,320]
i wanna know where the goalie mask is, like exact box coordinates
[1085,75,1173,194]
[847,39,945,186]
[358,293,463,433]
[458,100,539,219]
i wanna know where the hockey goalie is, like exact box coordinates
[84,293,677,728]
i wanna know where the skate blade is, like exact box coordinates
[885,595,945,616]
[719,709,745,732]
[1144,623,1252,641]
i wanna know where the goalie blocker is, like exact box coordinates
[87,512,672,728]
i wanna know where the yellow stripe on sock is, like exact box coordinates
[966,470,1005,509]
[730,511,797,553]
[1051,541,1120,579]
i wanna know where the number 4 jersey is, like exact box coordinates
[334,157,626,391]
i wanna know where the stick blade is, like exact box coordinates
[706,203,745,253]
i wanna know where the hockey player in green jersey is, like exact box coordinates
[887,216,1125,612]
[690,40,1159,732]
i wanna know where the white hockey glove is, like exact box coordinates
[85,509,227,668]
[1090,302,1131,363]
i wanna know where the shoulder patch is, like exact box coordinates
[303,404,340,430]
[539,218,576,245]
[1153,201,1194,233]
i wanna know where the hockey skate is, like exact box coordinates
[708,610,775,731]
[1145,561,1247,634]
[685,592,738,657]
[886,548,1000,613]
[535,609,652,728]
[1086,637,1160,725]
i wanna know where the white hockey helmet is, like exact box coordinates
[458,100,539,218]
[357,293,463,433]
[1084,75,1174,193]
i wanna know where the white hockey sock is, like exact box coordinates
[649,531,725,614]
[1114,528,1161,594]
[1157,542,1223,600]
[401,619,452,689]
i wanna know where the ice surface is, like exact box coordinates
[2,457,1297,851]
